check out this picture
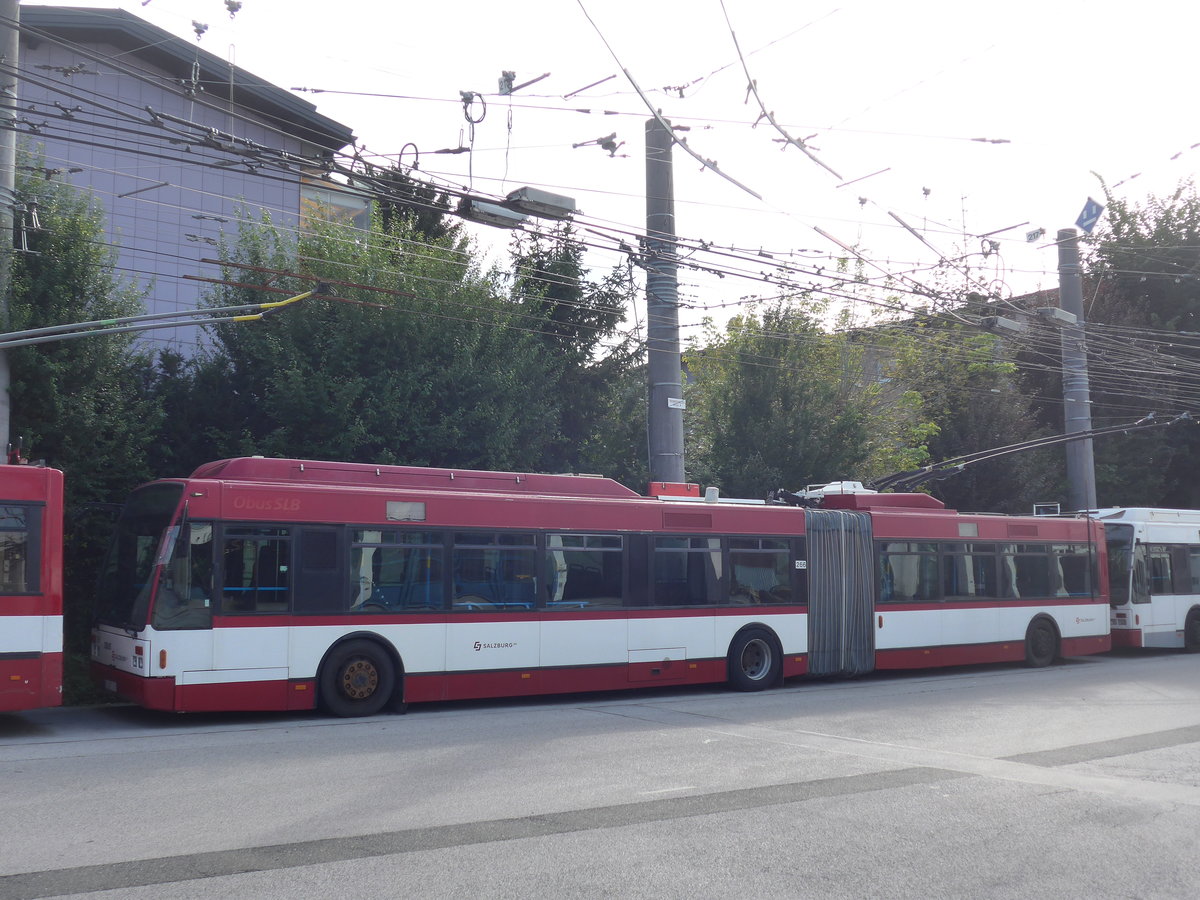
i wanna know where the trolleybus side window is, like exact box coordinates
[294,528,344,614]
[0,504,36,594]
[1142,544,1194,595]
[652,536,721,606]
[1189,548,1200,593]
[545,534,622,609]
[879,542,939,603]
[1171,547,1193,593]
[350,530,444,612]
[1147,545,1175,595]
[626,534,650,607]
[1000,544,1052,599]
[886,540,1094,603]
[221,526,291,614]
[1132,542,1150,604]
[728,537,793,604]
[1049,543,1093,596]
[1176,547,1195,595]
[941,543,998,601]
[452,532,536,610]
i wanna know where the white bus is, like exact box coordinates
[1094,507,1200,650]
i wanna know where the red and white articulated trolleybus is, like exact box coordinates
[1094,507,1200,650]
[90,458,1111,717]
[0,464,64,712]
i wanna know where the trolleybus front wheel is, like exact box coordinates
[320,639,397,717]
[1184,609,1200,653]
[727,627,781,691]
[1024,618,1059,668]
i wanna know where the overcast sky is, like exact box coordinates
[27,0,1200,331]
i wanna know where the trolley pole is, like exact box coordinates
[0,0,17,452]
[645,116,685,484]
[1057,228,1097,511]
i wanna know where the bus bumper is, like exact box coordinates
[1109,629,1143,649]
[0,652,62,711]
[91,661,318,713]
[92,661,177,711]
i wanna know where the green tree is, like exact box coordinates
[576,360,649,490]
[508,224,636,472]
[180,208,567,471]
[6,168,159,696]
[143,347,243,477]
[370,166,461,243]
[683,301,883,498]
[7,174,157,488]
[880,315,1055,513]
[1077,183,1200,506]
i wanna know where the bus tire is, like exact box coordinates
[727,627,781,691]
[319,639,396,717]
[1024,618,1058,668]
[1184,609,1200,653]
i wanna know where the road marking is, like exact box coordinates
[0,767,955,899]
[586,704,1200,809]
[1003,723,1200,767]
[637,786,697,795]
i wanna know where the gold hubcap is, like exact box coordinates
[340,658,379,700]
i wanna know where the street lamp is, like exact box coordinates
[503,187,576,220]
[457,198,527,229]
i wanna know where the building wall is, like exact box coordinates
[17,30,340,351]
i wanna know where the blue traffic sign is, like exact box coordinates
[1076,197,1105,233]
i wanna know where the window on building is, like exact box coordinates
[300,178,372,232]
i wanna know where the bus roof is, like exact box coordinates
[1092,507,1200,524]
[188,457,642,500]
[0,463,64,498]
[820,491,946,511]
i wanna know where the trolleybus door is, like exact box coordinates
[1138,540,1181,643]
[805,509,875,676]
[211,525,291,693]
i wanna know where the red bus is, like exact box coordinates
[90,457,1110,716]
[0,464,64,712]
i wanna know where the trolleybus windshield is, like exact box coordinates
[94,483,183,630]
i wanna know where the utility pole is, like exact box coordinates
[1057,228,1097,510]
[644,116,685,484]
[0,0,17,453]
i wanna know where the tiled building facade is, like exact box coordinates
[16,6,356,349]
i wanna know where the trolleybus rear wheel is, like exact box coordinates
[1024,618,1058,668]
[728,628,781,691]
[320,639,396,717]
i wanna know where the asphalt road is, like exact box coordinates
[2,650,1199,899]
